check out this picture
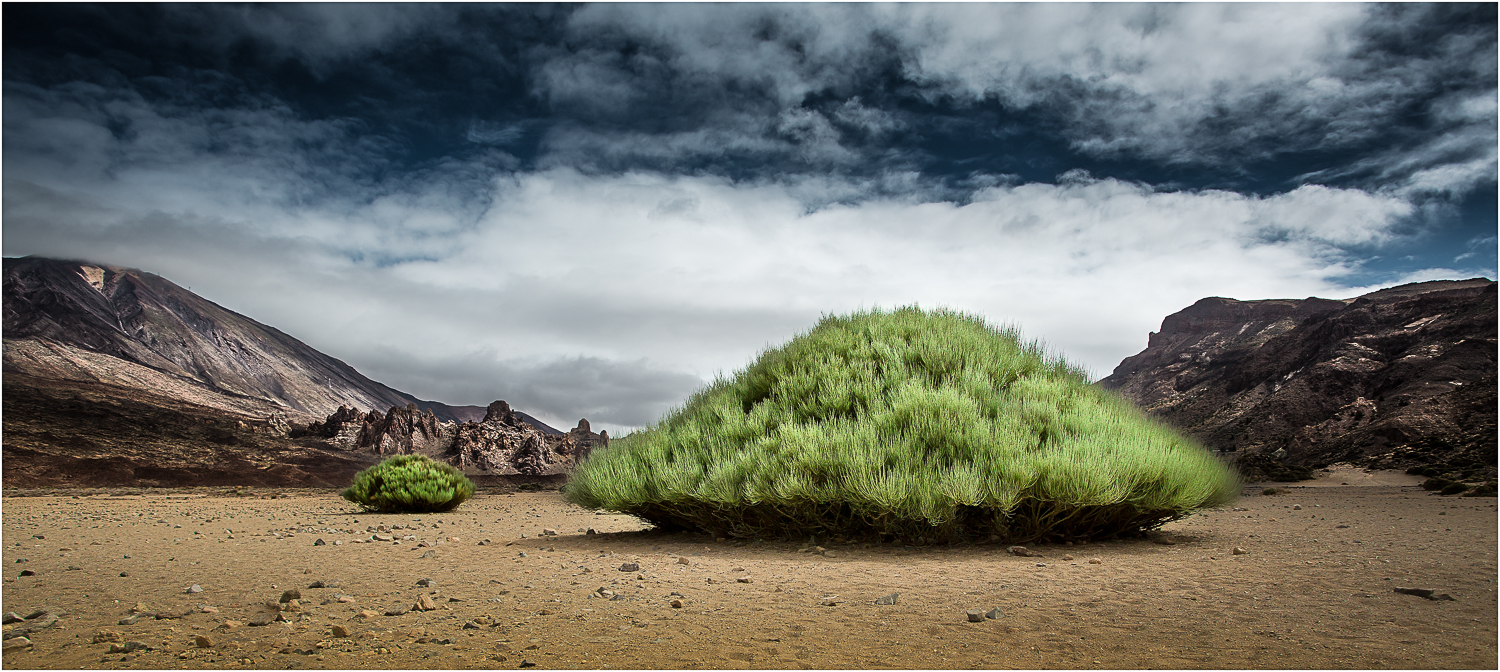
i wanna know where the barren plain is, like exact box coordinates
[2,468,1495,670]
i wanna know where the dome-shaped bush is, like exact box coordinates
[565,307,1237,543]
[342,454,475,513]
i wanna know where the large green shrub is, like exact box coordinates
[565,307,1238,543]
[342,454,475,513]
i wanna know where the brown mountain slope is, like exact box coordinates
[3,256,465,420]
[1100,278,1497,484]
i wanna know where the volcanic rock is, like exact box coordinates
[1100,279,1497,480]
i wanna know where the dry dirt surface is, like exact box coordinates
[2,478,1495,670]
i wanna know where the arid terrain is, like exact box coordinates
[2,468,1494,670]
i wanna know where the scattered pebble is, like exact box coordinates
[186,584,203,594]
[194,635,214,648]
[874,593,899,605]
[619,562,640,572]
[1232,547,1248,555]
[1088,558,1102,565]
[985,607,1003,619]
[1008,546,1043,557]
[966,609,985,623]
[279,589,301,603]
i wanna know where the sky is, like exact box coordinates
[4,3,1496,435]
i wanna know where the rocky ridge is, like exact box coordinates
[1100,278,1497,484]
[2,256,494,423]
[304,401,608,476]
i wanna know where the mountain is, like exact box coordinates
[1,256,563,487]
[3,256,484,422]
[1100,278,1497,484]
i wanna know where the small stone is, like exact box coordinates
[385,605,410,617]
[543,528,557,536]
[822,550,839,558]
[200,606,219,613]
[420,550,437,559]
[354,610,379,619]
[517,552,528,558]
[1063,555,1074,561]
[619,562,640,572]
[2,637,32,652]
[677,557,690,565]
[308,580,327,589]
[280,589,302,603]
[737,576,753,583]
[92,629,124,644]
[819,596,841,607]
[248,612,277,627]
[337,596,356,603]
[1007,546,1043,558]
[372,534,393,542]
[331,625,350,638]
[194,635,214,648]
[186,584,203,594]
[1292,505,1302,510]
[119,572,130,577]
[1088,558,1102,565]
[520,660,537,668]
[416,578,436,587]
[670,599,684,608]
[985,607,1003,619]
[874,593,899,605]
[1,612,22,624]
[413,594,438,612]
[1232,547,1248,555]
[966,609,985,623]
[18,569,36,577]
[313,539,326,546]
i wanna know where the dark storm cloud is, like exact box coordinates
[4,3,1494,430]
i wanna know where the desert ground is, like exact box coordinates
[2,467,1495,670]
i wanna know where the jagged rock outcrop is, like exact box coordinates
[1100,278,1497,481]
[309,400,591,476]
[565,418,608,463]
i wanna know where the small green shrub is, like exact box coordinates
[1421,477,1454,491]
[1439,482,1472,496]
[1261,488,1279,496]
[342,455,474,513]
[1462,482,1498,497]
[564,307,1239,543]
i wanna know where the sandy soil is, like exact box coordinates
[2,478,1495,670]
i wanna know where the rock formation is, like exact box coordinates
[307,400,601,476]
[1100,278,1496,482]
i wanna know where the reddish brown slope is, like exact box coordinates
[1100,279,1496,482]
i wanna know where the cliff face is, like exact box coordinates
[1100,279,1497,479]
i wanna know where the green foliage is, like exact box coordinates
[342,455,474,513]
[1439,482,1472,496]
[1462,482,1497,497]
[1421,477,1454,491]
[564,307,1239,543]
